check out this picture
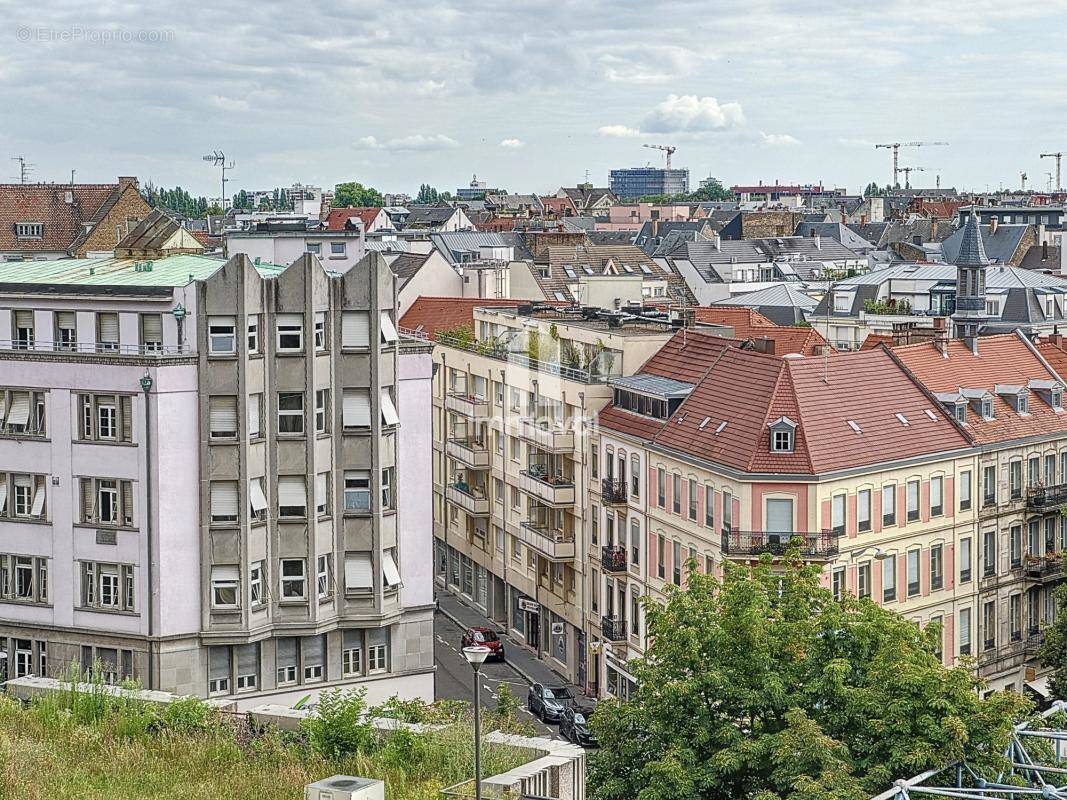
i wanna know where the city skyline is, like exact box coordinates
[2,0,1066,196]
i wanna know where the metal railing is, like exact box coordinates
[1026,483,1067,511]
[601,616,626,641]
[1024,554,1064,581]
[720,530,840,559]
[0,339,192,357]
[601,545,627,573]
[601,479,627,505]
[436,332,620,385]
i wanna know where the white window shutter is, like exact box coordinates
[56,311,75,329]
[30,482,45,516]
[211,483,238,518]
[380,389,399,426]
[342,312,370,348]
[343,389,371,428]
[6,392,30,426]
[141,314,163,342]
[98,313,119,341]
[345,553,373,590]
[382,549,402,588]
[247,394,261,438]
[315,472,328,510]
[278,476,306,508]
[380,311,398,343]
[0,481,7,514]
[212,565,239,582]
[209,397,238,435]
[249,478,268,512]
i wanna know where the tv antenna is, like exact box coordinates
[11,156,34,184]
[202,150,235,210]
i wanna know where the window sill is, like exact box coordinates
[0,433,49,442]
[276,350,306,357]
[344,590,373,598]
[277,434,307,441]
[207,353,238,360]
[208,437,240,445]
[76,606,138,616]
[75,439,135,447]
[278,599,308,607]
[316,432,331,440]
[318,595,334,604]
[210,606,241,614]
[0,597,51,608]
[278,517,309,524]
[2,516,51,526]
[209,522,240,529]
[74,523,138,533]
[342,428,372,436]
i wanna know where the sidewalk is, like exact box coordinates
[435,588,584,698]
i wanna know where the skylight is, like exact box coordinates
[715,421,727,434]
[895,413,909,427]
[847,420,862,433]
[924,409,937,421]
[698,417,711,430]
[582,266,595,275]
[564,267,576,278]
[640,264,653,275]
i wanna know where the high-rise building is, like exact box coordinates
[608,167,689,199]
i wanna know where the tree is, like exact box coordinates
[864,182,882,197]
[416,183,440,204]
[589,553,1030,800]
[332,182,384,208]
[689,179,733,202]
[1040,572,1067,698]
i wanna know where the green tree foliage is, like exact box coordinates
[416,183,441,204]
[589,554,1030,800]
[142,183,211,218]
[302,687,375,759]
[333,182,384,208]
[689,179,733,202]
[1040,572,1067,698]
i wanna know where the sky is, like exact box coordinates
[2,0,1067,199]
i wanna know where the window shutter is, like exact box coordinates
[6,392,30,426]
[81,478,94,521]
[122,481,134,525]
[209,397,238,436]
[277,476,306,508]
[56,311,75,330]
[14,310,33,328]
[98,313,119,342]
[211,483,239,519]
[765,499,793,533]
[247,394,261,438]
[0,480,7,515]
[345,553,374,590]
[315,473,328,512]
[207,646,231,680]
[380,311,398,343]
[235,643,258,675]
[382,549,402,588]
[80,395,92,439]
[342,312,369,348]
[249,478,268,512]
[140,314,163,344]
[212,565,239,582]
[380,389,399,426]
[0,392,6,425]
[343,389,371,428]
[120,396,132,441]
[30,480,45,517]
[276,637,297,668]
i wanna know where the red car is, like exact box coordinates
[462,627,505,661]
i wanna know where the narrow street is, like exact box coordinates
[433,610,559,738]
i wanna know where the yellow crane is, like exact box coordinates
[874,141,948,188]
[643,143,677,169]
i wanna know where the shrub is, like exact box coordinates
[156,696,214,734]
[302,688,375,759]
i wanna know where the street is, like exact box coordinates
[433,610,559,738]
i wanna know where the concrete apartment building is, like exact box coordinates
[0,250,433,707]
[225,218,367,273]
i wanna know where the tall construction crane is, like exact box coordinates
[898,166,927,189]
[874,141,948,188]
[643,143,677,170]
[1040,152,1063,192]
[1021,171,1028,191]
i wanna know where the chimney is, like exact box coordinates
[714,232,721,251]
[932,316,948,356]
[651,219,660,239]
[989,216,998,236]
[118,176,138,190]
[814,234,821,250]
[1050,333,1063,347]
[860,213,867,225]
[1043,240,1049,261]
[753,336,775,354]
[931,220,938,240]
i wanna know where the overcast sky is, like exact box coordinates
[2,0,1066,198]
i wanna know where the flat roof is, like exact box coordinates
[609,374,694,399]
[0,254,285,287]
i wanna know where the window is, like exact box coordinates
[316,554,332,600]
[248,477,268,523]
[342,629,363,677]
[306,242,322,255]
[12,310,33,349]
[139,313,163,352]
[381,467,395,510]
[672,541,682,585]
[235,643,259,691]
[687,478,697,521]
[9,474,45,519]
[1029,456,1040,487]
[631,455,640,499]
[247,315,259,354]
[276,314,303,351]
[959,607,971,655]
[209,396,238,439]
[245,393,261,440]
[832,567,844,601]
[77,394,132,442]
[882,484,896,525]
[278,476,307,519]
[960,537,972,583]
[771,427,793,452]
[80,561,134,611]
[211,566,239,608]
[657,467,665,508]
[831,494,846,535]
[883,553,896,602]
[906,480,920,522]
[55,311,77,351]
[1010,524,1022,567]
[95,312,119,352]
[330,241,346,256]
[930,544,943,591]
[314,389,329,433]
[981,398,993,419]
[278,392,304,435]
[704,485,714,528]
[630,518,640,566]
[672,474,681,514]
[314,312,327,351]
[341,311,370,349]
[983,529,996,576]
[983,465,996,505]
[343,469,371,512]
[857,489,871,532]
[1009,461,1022,499]
[280,559,306,599]
[1046,454,1056,486]
[0,554,47,603]
[381,388,400,427]
[250,562,265,606]
[208,647,231,696]
[208,316,236,355]
[368,628,389,672]
[656,535,665,580]
[928,476,943,516]
[907,549,920,596]
[591,448,598,480]
[342,388,371,430]
[858,562,871,599]
[210,481,239,524]
[722,490,733,533]
[15,222,43,239]
[80,477,133,526]
[1010,594,1022,641]
[766,498,794,534]
[960,470,972,510]
[276,638,298,685]
[315,472,330,517]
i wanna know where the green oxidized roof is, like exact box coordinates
[0,254,286,287]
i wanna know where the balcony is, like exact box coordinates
[445,438,490,469]
[518,522,575,561]
[519,470,576,506]
[1025,631,1046,656]
[601,545,627,573]
[445,393,490,419]
[720,530,840,560]
[1026,483,1067,511]
[1025,554,1064,582]
[513,417,574,453]
[601,479,627,506]
[445,483,490,516]
[601,616,627,642]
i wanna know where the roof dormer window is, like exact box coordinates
[15,222,43,240]
[768,416,797,453]
[1019,394,1029,415]
[981,398,994,420]
[1054,389,1063,410]
[954,403,967,425]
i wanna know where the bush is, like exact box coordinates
[372,696,466,725]
[156,696,214,734]
[302,688,375,759]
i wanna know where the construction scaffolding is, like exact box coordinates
[872,702,1067,800]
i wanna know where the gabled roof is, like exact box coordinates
[715,283,818,312]
[794,222,876,251]
[113,208,202,257]
[538,243,697,304]
[430,231,533,264]
[1019,245,1062,270]
[388,252,432,288]
[690,306,831,356]
[405,205,460,228]
[0,181,129,253]
[323,207,383,231]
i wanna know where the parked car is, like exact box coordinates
[526,683,575,723]
[461,627,505,661]
[559,705,597,747]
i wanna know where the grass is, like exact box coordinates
[0,674,531,800]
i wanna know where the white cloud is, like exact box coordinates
[640,94,744,134]
[759,131,800,146]
[499,138,525,149]
[207,94,250,112]
[354,133,460,152]
[597,124,641,138]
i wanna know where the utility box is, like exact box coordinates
[305,776,385,800]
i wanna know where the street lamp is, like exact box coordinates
[462,645,491,800]
[850,546,892,560]
[171,303,187,351]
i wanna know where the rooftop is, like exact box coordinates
[0,253,283,289]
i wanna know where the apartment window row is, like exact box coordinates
[0,554,48,603]
[218,469,392,525]
[983,454,1067,506]
[0,473,47,521]
[6,310,165,353]
[2,637,48,680]
[208,311,397,357]
[600,446,642,501]
[79,644,134,685]
[652,467,733,533]
[80,477,134,527]
[0,389,46,436]
[835,545,953,604]
[830,475,958,535]
[78,393,133,442]
[262,388,398,437]
[79,561,135,612]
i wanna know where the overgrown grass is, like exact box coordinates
[0,670,530,800]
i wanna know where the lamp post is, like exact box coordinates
[171,303,187,351]
[140,371,155,688]
[462,645,491,800]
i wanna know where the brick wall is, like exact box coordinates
[739,211,804,239]
[74,181,152,257]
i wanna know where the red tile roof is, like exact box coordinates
[399,297,543,340]
[1037,337,1067,378]
[890,333,1067,445]
[324,207,381,231]
[860,334,893,351]
[691,306,831,356]
[0,182,123,253]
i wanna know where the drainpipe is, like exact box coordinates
[139,371,155,690]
